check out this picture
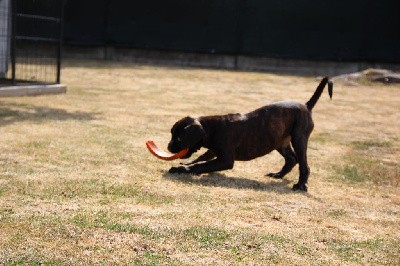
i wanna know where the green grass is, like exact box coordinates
[70,210,289,250]
[3,177,174,204]
[338,164,370,183]
[1,258,64,266]
[72,211,161,239]
[133,251,172,266]
[351,140,392,150]
[312,132,334,144]
[335,156,399,185]
[329,238,400,264]
[68,209,299,261]
[0,208,14,223]
[326,208,347,219]
[331,136,399,186]
[183,226,230,248]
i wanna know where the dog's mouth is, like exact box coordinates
[168,137,203,159]
[180,141,202,159]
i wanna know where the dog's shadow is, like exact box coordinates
[162,171,295,194]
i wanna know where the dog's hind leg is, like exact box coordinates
[267,145,297,179]
[291,135,311,192]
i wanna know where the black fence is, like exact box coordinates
[0,0,64,85]
[63,0,400,63]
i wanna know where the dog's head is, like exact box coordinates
[168,116,205,159]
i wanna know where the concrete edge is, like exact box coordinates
[63,45,400,76]
[0,83,67,97]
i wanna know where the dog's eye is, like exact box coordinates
[177,137,182,142]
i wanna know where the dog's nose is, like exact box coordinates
[169,140,184,153]
[167,141,176,153]
[167,142,172,152]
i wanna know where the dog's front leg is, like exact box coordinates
[180,150,215,166]
[190,157,234,174]
[170,154,234,175]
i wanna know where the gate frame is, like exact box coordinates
[10,0,65,85]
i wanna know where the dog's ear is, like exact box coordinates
[181,120,205,147]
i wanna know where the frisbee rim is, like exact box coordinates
[146,140,189,161]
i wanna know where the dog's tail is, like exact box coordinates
[305,77,333,111]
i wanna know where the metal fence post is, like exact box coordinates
[10,0,16,84]
[56,0,65,84]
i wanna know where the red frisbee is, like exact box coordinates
[146,141,189,161]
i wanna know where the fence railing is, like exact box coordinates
[0,0,64,85]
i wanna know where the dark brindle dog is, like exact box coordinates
[168,77,333,191]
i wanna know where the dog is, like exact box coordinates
[167,77,333,192]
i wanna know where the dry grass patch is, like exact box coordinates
[1,60,399,265]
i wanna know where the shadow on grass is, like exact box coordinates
[163,171,295,194]
[0,102,100,127]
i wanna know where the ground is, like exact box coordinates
[0,60,399,265]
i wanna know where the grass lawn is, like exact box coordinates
[1,60,399,265]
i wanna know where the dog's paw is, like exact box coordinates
[266,172,284,179]
[292,183,308,192]
[168,166,190,174]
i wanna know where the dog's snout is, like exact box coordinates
[168,140,179,153]
[167,141,174,152]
